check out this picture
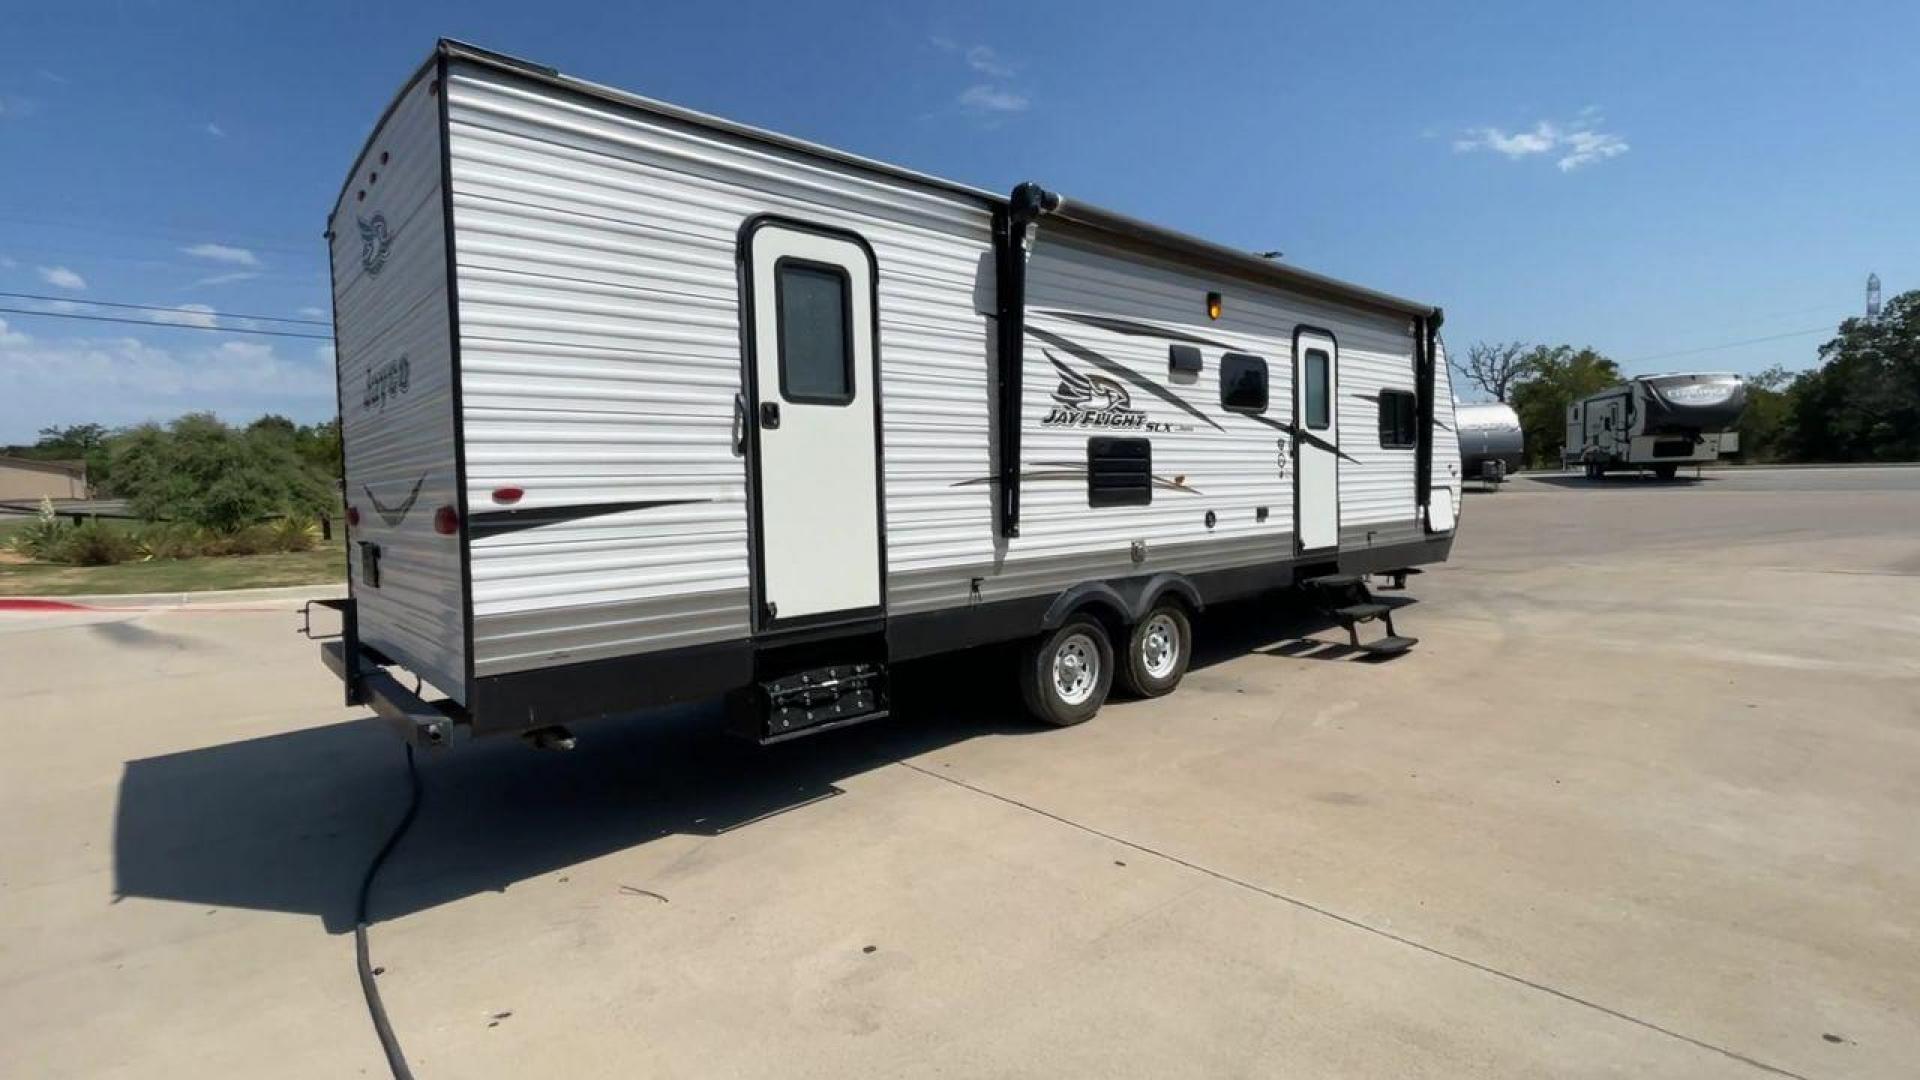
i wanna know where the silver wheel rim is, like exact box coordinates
[1140,614,1180,680]
[1052,632,1100,706]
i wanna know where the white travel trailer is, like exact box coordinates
[1564,373,1746,480]
[1455,402,1524,486]
[316,41,1460,746]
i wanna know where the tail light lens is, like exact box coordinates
[491,486,524,505]
[346,505,361,527]
[433,505,460,535]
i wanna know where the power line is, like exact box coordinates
[0,306,332,341]
[1625,325,1834,365]
[0,291,330,327]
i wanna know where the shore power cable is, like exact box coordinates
[356,743,422,1079]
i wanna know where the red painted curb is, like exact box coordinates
[0,598,97,612]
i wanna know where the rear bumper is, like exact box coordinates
[310,598,461,748]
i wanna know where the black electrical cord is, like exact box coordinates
[356,743,422,1080]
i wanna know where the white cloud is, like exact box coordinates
[38,265,87,290]
[964,45,1015,78]
[150,304,219,329]
[205,121,226,138]
[958,84,1029,114]
[193,271,262,287]
[181,242,258,266]
[932,35,1030,121]
[1453,113,1629,172]
[0,328,334,438]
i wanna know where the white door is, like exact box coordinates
[1294,330,1339,552]
[744,221,883,626]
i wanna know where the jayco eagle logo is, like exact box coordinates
[1042,351,1158,430]
[357,214,392,276]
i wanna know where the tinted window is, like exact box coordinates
[1220,353,1267,413]
[1087,436,1152,507]
[1378,389,1417,448]
[776,259,852,404]
[1305,349,1330,430]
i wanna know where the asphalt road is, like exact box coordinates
[2,466,1917,1078]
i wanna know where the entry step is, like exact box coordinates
[1300,573,1363,589]
[1357,635,1418,657]
[1334,602,1390,624]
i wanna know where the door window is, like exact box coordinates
[775,259,853,404]
[1304,349,1331,430]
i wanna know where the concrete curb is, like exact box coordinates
[0,582,346,611]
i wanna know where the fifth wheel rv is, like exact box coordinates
[1564,373,1747,479]
[313,40,1460,749]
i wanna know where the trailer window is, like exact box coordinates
[1087,436,1152,507]
[775,258,854,405]
[1220,353,1267,414]
[1304,349,1330,430]
[1378,390,1417,448]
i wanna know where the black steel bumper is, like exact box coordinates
[308,598,459,748]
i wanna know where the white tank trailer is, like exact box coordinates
[1454,402,1524,486]
[1564,372,1747,480]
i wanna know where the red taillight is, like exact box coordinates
[433,505,460,535]
[491,486,524,505]
[346,506,361,527]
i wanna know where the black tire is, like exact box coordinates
[1017,617,1115,727]
[1654,464,1678,481]
[1118,603,1192,698]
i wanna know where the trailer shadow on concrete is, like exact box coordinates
[1526,473,1709,489]
[111,594,1368,934]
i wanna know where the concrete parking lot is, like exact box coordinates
[3,467,1917,1078]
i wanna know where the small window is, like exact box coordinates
[1087,436,1152,507]
[1304,349,1331,430]
[775,258,853,404]
[1220,353,1267,414]
[1378,389,1417,449]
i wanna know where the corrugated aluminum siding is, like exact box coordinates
[330,72,467,701]
[1430,341,1462,531]
[442,61,997,675]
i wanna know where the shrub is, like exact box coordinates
[198,524,278,557]
[7,498,68,559]
[134,522,207,561]
[269,515,319,553]
[49,521,139,566]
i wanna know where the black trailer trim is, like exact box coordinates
[469,638,757,736]
[991,183,1053,538]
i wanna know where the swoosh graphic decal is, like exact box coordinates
[1027,326,1224,432]
[363,474,427,527]
[1243,414,1363,465]
[950,465,1203,496]
[469,498,710,538]
[1032,309,1242,351]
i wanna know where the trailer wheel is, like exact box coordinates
[1118,604,1191,698]
[1654,464,1678,481]
[1019,617,1115,727]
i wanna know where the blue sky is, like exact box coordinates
[2,1,1916,440]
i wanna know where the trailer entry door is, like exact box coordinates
[1294,330,1340,552]
[742,220,883,628]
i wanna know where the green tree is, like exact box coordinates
[109,413,331,531]
[24,423,114,492]
[1507,345,1623,467]
[1733,365,1800,463]
[1785,290,1920,461]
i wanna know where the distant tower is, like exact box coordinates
[1866,273,1882,321]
